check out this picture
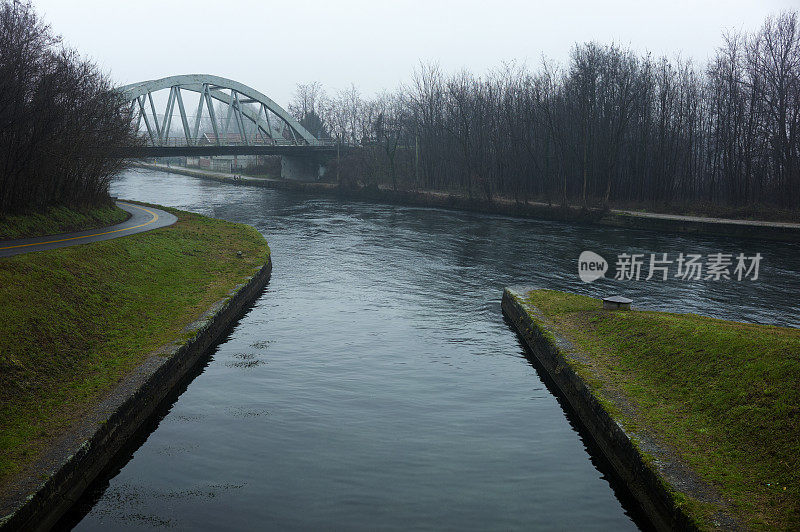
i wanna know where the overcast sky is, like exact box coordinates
[33,0,798,107]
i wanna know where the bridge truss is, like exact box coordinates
[117,74,329,154]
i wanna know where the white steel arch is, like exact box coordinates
[117,74,319,147]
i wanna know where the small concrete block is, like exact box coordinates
[603,295,632,310]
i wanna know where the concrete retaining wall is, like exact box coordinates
[139,163,800,242]
[599,210,800,242]
[280,155,323,181]
[501,287,705,531]
[0,257,272,531]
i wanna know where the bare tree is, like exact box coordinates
[307,10,799,213]
[0,0,137,213]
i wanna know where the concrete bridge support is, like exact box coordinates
[280,155,325,181]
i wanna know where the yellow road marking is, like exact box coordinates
[0,202,160,251]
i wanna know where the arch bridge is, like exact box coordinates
[117,74,334,179]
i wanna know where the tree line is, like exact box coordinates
[0,0,136,214]
[291,11,800,211]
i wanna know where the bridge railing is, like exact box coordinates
[141,136,336,148]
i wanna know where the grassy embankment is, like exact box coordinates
[520,289,799,530]
[0,205,269,485]
[0,204,129,240]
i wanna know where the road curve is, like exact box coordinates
[0,202,178,258]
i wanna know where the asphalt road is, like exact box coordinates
[0,202,178,258]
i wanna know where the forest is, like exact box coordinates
[0,0,135,213]
[289,11,800,212]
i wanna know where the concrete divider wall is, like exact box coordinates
[0,258,272,531]
[501,288,700,532]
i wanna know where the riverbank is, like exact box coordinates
[139,162,800,242]
[502,287,799,530]
[0,204,271,529]
[0,203,129,240]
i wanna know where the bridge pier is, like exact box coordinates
[281,155,325,182]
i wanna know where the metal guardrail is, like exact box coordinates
[143,136,337,148]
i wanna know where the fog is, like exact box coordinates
[33,0,797,106]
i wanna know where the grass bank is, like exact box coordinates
[0,203,129,240]
[0,204,269,485]
[517,289,799,529]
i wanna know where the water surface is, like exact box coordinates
[66,168,799,530]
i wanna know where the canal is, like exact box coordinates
[64,167,799,530]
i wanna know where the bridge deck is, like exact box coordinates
[117,144,337,158]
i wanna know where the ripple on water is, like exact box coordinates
[63,168,799,531]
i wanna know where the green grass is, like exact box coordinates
[0,206,269,485]
[520,289,800,530]
[0,203,130,240]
